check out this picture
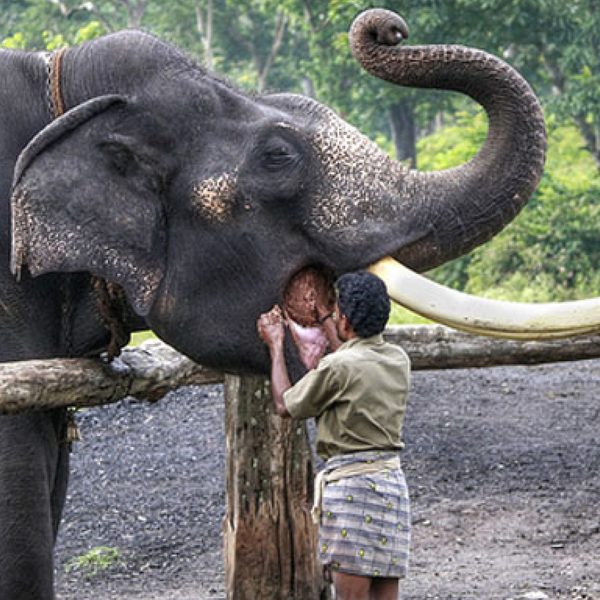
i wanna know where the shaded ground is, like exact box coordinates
[55,359,600,599]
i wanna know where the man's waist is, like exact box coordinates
[312,450,402,524]
[320,448,401,468]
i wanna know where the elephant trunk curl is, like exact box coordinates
[349,9,547,273]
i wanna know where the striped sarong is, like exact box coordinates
[318,450,410,578]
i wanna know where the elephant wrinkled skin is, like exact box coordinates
[0,9,546,599]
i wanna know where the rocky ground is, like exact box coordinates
[54,359,600,600]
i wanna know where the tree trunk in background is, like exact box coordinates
[256,10,288,93]
[223,375,329,600]
[574,113,600,171]
[543,54,600,172]
[302,76,315,98]
[195,0,214,71]
[110,0,147,28]
[388,100,417,168]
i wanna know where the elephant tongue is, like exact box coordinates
[287,320,328,370]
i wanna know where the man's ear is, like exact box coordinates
[11,95,168,316]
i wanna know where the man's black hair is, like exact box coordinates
[335,271,390,338]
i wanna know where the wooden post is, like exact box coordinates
[223,374,328,599]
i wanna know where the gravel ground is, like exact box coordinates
[54,360,600,600]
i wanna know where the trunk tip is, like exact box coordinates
[350,9,409,53]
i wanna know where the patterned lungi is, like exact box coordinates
[318,450,411,578]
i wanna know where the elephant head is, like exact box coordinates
[12,9,580,374]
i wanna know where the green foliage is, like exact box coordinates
[465,175,600,301]
[74,21,106,44]
[422,110,600,303]
[416,110,486,171]
[129,330,156,346]
[42,31,67,51]
[1,31,26,49]
[65,546,121,576]
[388,303,433,326]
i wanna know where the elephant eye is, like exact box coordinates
[260,138,298,171]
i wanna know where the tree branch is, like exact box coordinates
[542,53,600,171]
[79,2,118,32]
[195,0,214,70]
[46,0,71,16]
[257,10,288,93]
[0,341,222,415]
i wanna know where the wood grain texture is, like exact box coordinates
[3,326,600,414]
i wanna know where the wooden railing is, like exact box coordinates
[2,325,600,415]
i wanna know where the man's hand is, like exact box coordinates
[257,305,286,350]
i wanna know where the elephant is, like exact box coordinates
[0,6,570,599]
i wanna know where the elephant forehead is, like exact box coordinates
[192,172,238,222]
[309,113,407,231]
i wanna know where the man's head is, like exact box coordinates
[335,271,390,339]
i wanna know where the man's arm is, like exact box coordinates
[268,343,292,418]
[257,305,292,418]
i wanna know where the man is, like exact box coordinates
[257,271,411,600]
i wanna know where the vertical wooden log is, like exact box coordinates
[223,374,328,599]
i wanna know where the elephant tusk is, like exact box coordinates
[369,256,600,340]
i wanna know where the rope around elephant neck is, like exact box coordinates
[46,47,129,360]
[47,48,67,118]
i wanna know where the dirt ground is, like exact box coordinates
[54,358,600,600]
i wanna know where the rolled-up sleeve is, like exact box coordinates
[283,359,338,419]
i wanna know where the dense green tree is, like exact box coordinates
[294,0,465,166]
[420,110,600,300]
[453,0,600,172]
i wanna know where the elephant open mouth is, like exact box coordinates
[281,265,336,365]
[282,265,336,328]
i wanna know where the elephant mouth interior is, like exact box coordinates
[282,265,336,328]
[282,265,336,366]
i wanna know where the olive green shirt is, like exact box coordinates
[283,334,410,460]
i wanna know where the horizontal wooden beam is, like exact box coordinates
[2,326,600,414]
[387,325,600,370]
[0,341,223,415]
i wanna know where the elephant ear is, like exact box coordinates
[11,94,168,316]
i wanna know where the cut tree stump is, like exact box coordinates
[223,374,328,600]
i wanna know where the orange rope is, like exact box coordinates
[49,47,67,118]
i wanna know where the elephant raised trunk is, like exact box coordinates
[344,10,600,341]
[350,8,546,272]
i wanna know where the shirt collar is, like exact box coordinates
[337,333,384,352]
